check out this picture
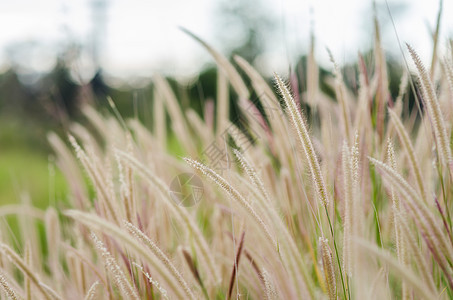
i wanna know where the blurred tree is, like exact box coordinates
[46,59,80,118]
[0,70,33,114]
[90,70,110,98]
[214,0,277,63]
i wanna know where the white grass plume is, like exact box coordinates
[342,140,356,278]
[407,44,452,170]
[132,263,169,300]
[262,269,278,300]
[274,74,330,208]
[90,233,140,300]
[319,237,336,300]
[84,281,100,300]
[233,149,271,203]
[387,141,410,299]
[115,145,136,224]
[0,271,22,300]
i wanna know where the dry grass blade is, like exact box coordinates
[388,108,427,202]
[38,282,63,300]
[356,239,436,300]
[216,68,230,132]
[180,248,204,291]
[227,230,245,300]
[45,207,60,277]
[153,87,167,149]
[0,205,44,220]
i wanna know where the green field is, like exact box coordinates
[0,148,67,208]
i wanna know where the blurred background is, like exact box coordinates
[0,0,449,207]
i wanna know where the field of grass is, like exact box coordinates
[0,13,452,300]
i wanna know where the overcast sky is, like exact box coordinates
[0,0,450,84]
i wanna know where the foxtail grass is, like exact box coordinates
[2,13,453,300]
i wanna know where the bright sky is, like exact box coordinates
[0,0,450,84]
